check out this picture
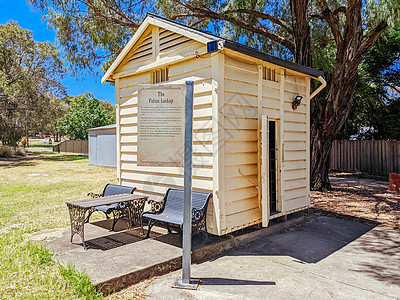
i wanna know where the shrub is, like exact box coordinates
[0,146,14,158]
[15,148,26,156]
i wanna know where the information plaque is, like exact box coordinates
[137,84,185,167]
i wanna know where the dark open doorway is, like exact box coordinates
[269,120,277,213]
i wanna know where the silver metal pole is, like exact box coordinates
[182,80,193,284]
[173,81,198,289]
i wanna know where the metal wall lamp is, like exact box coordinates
[292,95,303,110]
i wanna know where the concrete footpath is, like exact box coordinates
[145,216,400,300]
[31,214,306,294]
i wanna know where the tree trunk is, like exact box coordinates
[310,125,332,190]
[309,0,386,190]
[290,0,312,67]
[310,74,358,190]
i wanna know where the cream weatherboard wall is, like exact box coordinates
[217,50,311,234]
[104,17,318,236]
[112,25,222,234]
[221,53,260,233]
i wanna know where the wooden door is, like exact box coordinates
[261,115,270,227]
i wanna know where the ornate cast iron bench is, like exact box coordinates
[86,184,136,231]
[66,191,147,250]
[141,188,212,239]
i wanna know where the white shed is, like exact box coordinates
[88,124,117,167]
[102,14,326,235]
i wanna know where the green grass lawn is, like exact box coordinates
[27,138,61,149]
[0,152,117,299]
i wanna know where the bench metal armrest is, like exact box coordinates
[87,192,103,198]
[140,199,164,235]
[143,199,165,215]
[192,206,206,223]
[192,195,211,233]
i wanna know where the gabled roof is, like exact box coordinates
[102,14,323,83]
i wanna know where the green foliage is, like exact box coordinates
[29,0,151,75]
[26,241,53,266]
[44,96,70,138]
[340,29,400,140]
[26,241,103,299]
[57,93,115,140]
[365,0,400,30]
[59,264,103,299]
[0,21,66,146]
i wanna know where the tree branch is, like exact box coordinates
[351,20,387,67]
[224,9,293,34]
[333,6,346,16]
[190,17,211,27]
[316,0,343,46]
[81,0,140,28]
[171,0,295,53]
[383,82,400,94]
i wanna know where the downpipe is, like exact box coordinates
[310,76,327,100]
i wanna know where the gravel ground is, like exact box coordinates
[311,176,400,230]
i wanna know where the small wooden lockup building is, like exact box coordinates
[102,14,326,236]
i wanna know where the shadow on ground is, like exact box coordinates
[0,160,38,168]
[145,216,400,300]
[37,153,87,162]
[226,215,376,264]
[0,152,86,168]
[220,215,400,288]
[195,277,276,286]
[349,226,400,286]
[81,220,214,251]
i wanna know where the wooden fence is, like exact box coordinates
[53,140,88,155]
[330,140,400,174]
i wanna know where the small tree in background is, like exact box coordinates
[43,96,69,142]
[57,93,115,140]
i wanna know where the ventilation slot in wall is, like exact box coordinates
[262,66,278,82]
[151,67,169,84]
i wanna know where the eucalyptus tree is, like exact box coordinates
[0,21,65,146]
[30,0,398,189]
[340,29,400,140]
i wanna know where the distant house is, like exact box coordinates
[88,124,117,167]
[101,14,325,235]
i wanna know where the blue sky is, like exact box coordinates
[0,0,116,105]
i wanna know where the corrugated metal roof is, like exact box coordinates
[87,124,116,132]
[147,13,324,78]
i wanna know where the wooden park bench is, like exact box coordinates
[86,184,136,231]
[141,188,212,239]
